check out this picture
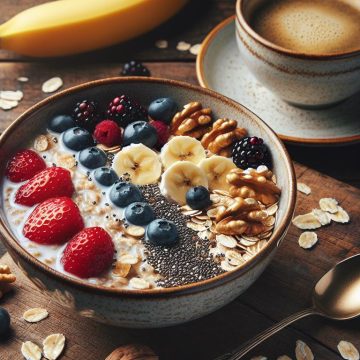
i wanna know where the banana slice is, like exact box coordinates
[112,144,161,185]
[160,136,206,169]
[160,161,208,205]
[199,155,237,191]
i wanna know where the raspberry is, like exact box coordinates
[73,100,99,131]
[106,95,147,128]
[232,136,272,170]
[121,61,150,77]
[149,120,169,149]
[93,120,122,147]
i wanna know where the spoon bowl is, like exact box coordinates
[313,254,360,320]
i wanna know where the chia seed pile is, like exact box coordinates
[140,184,224,287]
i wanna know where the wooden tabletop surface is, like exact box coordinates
[0,1,360,359]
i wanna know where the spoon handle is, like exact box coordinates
[218,308,317,360]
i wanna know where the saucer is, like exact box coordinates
[196,16,360,145]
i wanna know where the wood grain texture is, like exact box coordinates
[0,163,359,360]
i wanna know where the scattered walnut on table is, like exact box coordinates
[0,264,16,298]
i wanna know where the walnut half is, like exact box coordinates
[0,264,16,298]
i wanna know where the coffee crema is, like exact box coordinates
[249,0,360,55]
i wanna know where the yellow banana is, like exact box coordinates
[0,0,187,57]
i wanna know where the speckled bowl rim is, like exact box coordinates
[0,77,296,299]
[236,0,360,60]
[196,16,360,146]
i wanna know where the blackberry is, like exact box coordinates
[106,95,147,128]
[73,100,99,131]
[121,61,150,77]
[232,136,272,170]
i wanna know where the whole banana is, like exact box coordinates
[0,0,188,57]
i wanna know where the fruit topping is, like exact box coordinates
[199,155,236,191]
[15,167,74,206]
[121,61,150,77]
[73,100,99,131]
[148,97,178,124]
[160,161,208,205]
[112,144,161,185]
[186,186,211,210]
[232,136,271,170]
[160,135,206,169]
[110,182,143,207]
[125,202,155,225]
[201,118,247,157]
[106,95,147,128]
[149,120,170,149]
[5,149,46,183]
[147,219,179,246]
[93,120,122,147]
[94,167,119,187]
[78,147,107,169]
[48,114,76,133]
[63,127,95,151]
[171,101,212,139]
[23,197,84,245]
[0,307,10,336]
[61,227,114,278]
[123,121,158,148]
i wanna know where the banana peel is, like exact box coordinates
[0,0,188,57]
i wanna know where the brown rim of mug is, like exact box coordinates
[0,77,296,299]
[196,16,360,145]
[236,0,360,60]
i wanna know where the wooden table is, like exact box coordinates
[1,1,360,359]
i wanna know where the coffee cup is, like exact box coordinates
[235,0,360,108]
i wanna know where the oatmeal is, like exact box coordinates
[1,95,280,290]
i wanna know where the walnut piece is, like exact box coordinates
[105,344,158,360]
[0,264,16,298]
[201,118,247,157]
[215,197,269,236]
[227,167,281,205]
[171,101,212,138]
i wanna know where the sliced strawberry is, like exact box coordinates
[6,149,46,183]
[61,227,114,278]
[23,197,84,245]
[15,167,74,206]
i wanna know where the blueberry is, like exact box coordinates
[94,167,119,186]
[79,147,107,169]
[124,201,155,225]
[123,121,158,148]
[147,219,179,246]
[0,307,10,336]
[186,186,211,210]
[63,127,95,151]
[148,97,178,124]
[110,182,143,207]
[48,114,76,133]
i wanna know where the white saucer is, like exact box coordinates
[196,16,360,145]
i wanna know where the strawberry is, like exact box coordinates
[61,227,114,278]
[15,167,74,206]
[5,149,46,183]
[93,120,122,147]
[149,120,169,149]
[23,197,84,245]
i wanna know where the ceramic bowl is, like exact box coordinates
[236,0,360,108]
[0,77,296,328]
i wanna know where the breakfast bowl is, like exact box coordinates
[0,77,296,328]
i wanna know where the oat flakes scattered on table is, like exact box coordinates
[17,76,29,82]
[155,39,168,49]
[176,41,191,51]
[297,182,311,195]
[319,198,338,213]
[43,333,66,360]
[337,341,360,360]
[311,208,331,226]
[295,340,314,360]
[298,232,318,249]
[42,77,63,93]
[0,98,19,110]
[189,43,201,55]
[21,341,42,360]
[250,356,267,360]
[329,207,350,223]
[292,213,321,230]
[0,90,23,101]
[23,308,49,323]
[277,356,292,360]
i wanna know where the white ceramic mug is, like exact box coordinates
[235,0,360,108]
